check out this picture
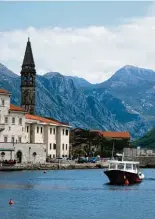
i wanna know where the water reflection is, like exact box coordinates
[0,184,34,189]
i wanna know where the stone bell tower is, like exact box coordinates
[20,38,36,114]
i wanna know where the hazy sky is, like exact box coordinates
[0,1,155,83]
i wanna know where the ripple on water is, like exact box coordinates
[0,169,155,219]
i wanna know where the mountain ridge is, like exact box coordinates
[44,71,91,88]
[0,63,155,139]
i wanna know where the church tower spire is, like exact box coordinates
[20,38,36,114]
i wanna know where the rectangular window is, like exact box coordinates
[53,128,55,135]
[63,129,65,135]
[41,127,43,133]
[50,143,52,150]
[66,129,69,136]
[62,143,64,150]
[53,144,56,150]
[37,126,39,133]
[5,117,8,124]
[19,118,22,125]
[2,99,5,106]
[12,117,15,124]
[18,137,22,143]
[11,136,15,143]
[27,126,29,133]
[126,164,132,170]
[53,154,55,158]
[66,144,67,150]
[50,128,52,134]
[4,136,7,143]
[117,163,124,170]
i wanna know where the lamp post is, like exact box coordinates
[29,147,31,163]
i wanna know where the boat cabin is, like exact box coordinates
[108,160,140,173]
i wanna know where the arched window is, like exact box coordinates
[29,76,33,85]
[33,152,37,157]
[1,152,5,157]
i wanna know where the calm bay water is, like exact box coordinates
[0,169,155,219]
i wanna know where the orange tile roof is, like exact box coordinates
[90,130,130,139]
[0,88,10,94]
[25,114,60,125]
[101,131,130,139]
[10,104,25,112]
[9,104,69,126]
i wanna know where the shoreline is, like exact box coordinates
[0,162,154,171]
[0,163,107,171]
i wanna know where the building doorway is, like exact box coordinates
[16,151,22,163]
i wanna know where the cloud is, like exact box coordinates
[1,15,155,83]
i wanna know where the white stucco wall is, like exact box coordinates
[2,111,26,143]
[0,94,10,123]
[56,127,70,158]
[0,143,46,164]
[25,121,45,144]
[0,101,26,143]
[46,126,57,158]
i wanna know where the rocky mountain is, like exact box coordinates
[0,63,18,78]
[100,65,155,116]
[0,63,155,139]
[44,72,91,88]
[0,65,124,132]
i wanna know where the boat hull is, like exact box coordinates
[104,170,142,185]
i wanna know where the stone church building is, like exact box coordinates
[0,38,71,164]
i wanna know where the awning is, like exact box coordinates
[0,148,14,152]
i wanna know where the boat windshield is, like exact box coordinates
[109,162,116,169]
[117,163,124,170]
[109,161,138,172]
[126,163,132,170]
[133,164,137,170]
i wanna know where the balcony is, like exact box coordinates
[0,124,5,131]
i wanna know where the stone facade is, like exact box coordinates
[21,38,36,115]
[0,142,46,164]
[123,147,155,158]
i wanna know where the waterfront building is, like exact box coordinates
[0,38,71,164]
[123,147,155,157]
[71,128,130,156]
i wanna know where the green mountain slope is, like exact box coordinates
[133,127,155,148]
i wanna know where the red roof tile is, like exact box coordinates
[10,104,25,112]
[101,131,130,139]
[90,130,130,139]
[25,114,60,125]
[9,104,68,126]
[0,88,10,94]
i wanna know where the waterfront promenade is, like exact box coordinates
[1,155,155,171]
[0,160,108,171]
